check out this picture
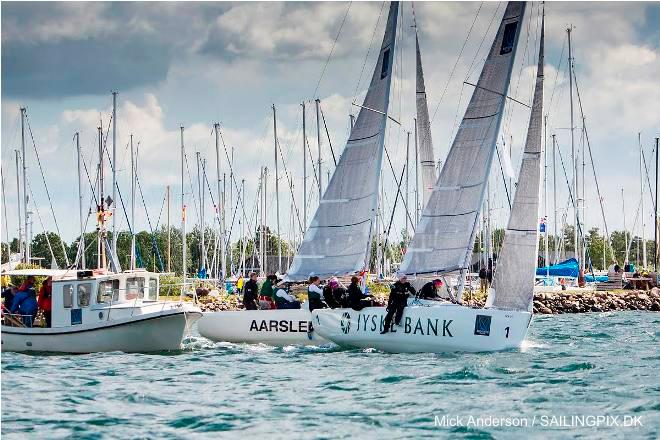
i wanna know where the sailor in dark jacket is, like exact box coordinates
[347,276,374,311]
[419,279,443,300]
[381,274,416,334]
[242,272,260,310]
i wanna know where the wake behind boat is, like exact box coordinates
[1,268,202,353]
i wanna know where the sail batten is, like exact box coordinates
[285,2,399,282]
[400,2,526,276]
[489,8,544,312]
[415,33,437,206]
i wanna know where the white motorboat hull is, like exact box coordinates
[1,308,202,353]
[312,303,532,353]
[197,309,328,346]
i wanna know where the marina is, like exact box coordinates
[1,0,659,437]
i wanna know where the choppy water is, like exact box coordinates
[2,311,658,439]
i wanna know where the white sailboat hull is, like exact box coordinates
[1,308,202,353]
[197,309,328,346]
[312,303,532,353]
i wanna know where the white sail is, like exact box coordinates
[286,2,399,281]
[415,32,436,207]
[400,2,526,275]
[488,11,544,312]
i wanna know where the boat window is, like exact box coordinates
[126,278,145,300]
[500,22,518,55]
[77,283,91,307]
[97,280,119,303]
[63,284,73,308]
[147,278,158,301]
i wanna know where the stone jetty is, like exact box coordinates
[531,288,660,314]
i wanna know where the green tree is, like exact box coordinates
[30,232,70,268]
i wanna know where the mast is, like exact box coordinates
[414,117,420,224]
[98,125,106,269]
[544,115,549,274]
[14,150,24,262]
[111,91,118,262]
[622,187,628,265]
[552,133,558,264]
[405,131,410,238]
[241,179,246,276]
[202,158,207,273]
[229,146,234,276]
[130,134,136,270]
[20,108,29,264]
[263,168,268,274]
[273,104,282,273]
[222,174,227,278]
[653,138,658,271]
[302,101,307,229]
[567,26,578,265]
[180,126,187,293]
[213,123,225,281]
[315,98,322,200]
[640,133,647,268]
[167,185,171,273]
[259,167,264,275]
[75,133,86,269]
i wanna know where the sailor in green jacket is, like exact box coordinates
[260,274,278,301]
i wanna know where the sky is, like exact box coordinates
[2,1,660,255]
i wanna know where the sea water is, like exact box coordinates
[2,312,658,439]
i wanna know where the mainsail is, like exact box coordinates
[286,2,399,281]
[400,2,526,276]
[415,32,436,207]
[488,11,544,312]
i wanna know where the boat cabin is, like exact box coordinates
[50,269,160,328]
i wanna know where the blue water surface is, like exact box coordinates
[2,311,658,439]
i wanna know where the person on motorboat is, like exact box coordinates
[307,276,327,311]
[37,276,53,327]
[347,276,375,310]
[242,272,260,310]
[274,284,301,309]
[381,274,416,334]
[418,279,443,300]
[10,275,38,326]
[2,283,16,311]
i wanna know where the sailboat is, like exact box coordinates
[313,1,541,353]
[197,2,400,346]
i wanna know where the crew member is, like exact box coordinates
[381,274,416,334]
[260,274,278,309]
[274,284,301,309]
[479,267,488,293]
[242,272,260,310]
[419,279,443,300]
[307,276,326,311]
[38,276,53,327]
[11,275,38,326]
[347,276,374,310]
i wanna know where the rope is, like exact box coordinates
[24,112,70,266]
[311,1,352,99]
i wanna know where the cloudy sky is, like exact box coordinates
[2,1,659,256]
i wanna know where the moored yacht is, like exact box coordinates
[2,268,202,353]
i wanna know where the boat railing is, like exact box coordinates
[2,313,34,328]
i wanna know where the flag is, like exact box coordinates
[539,217,547,233]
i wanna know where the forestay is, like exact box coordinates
[488,11,544,312]
[400,2,526,275]
[286,2,399,281]
[415,32,436,207]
